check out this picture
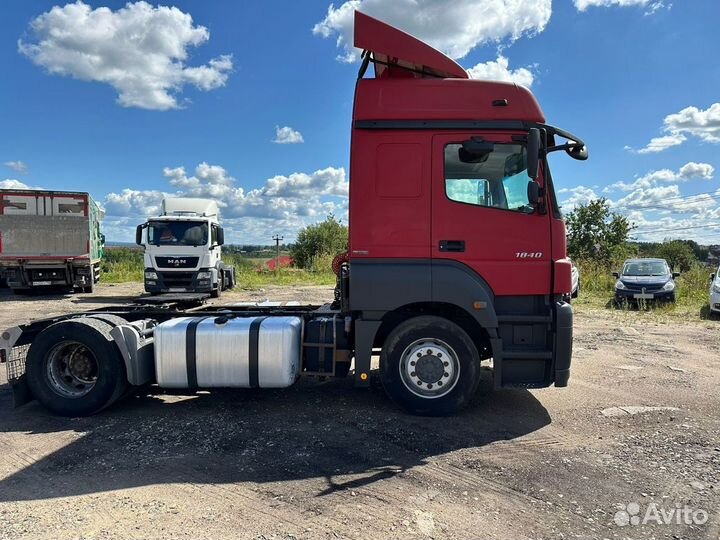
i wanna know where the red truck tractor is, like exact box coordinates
[0,12,587,417]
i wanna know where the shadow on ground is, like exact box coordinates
[0,369,550,501]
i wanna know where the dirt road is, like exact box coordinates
[0,285,718,539]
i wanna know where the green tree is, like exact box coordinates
[565,198,634,264]
[655,240,697,272]
[290,215,348,270]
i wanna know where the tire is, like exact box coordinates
[26,318,128,417]
[79,267,95,294]
[211,270,223,298]
[226,267,236,290]
[380,315,481,416]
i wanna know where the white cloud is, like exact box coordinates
[19,1,233,110]
[631,102,720,153]
[631,134,686,154]
[678,162,714,180]
[664,103,720,144]
[313,0,552,62]
[103,163,349,243]
[0,179,34,190]
[573,0,665,13]
[467,56,535,87]
[273,126,304,144]
[3,161,28,174]
[604,162,715,193]
[558,186,599,210]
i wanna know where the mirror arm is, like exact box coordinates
[547,142,583,153]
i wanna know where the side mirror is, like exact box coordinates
[100,233,106,245]
[216,227,225,246]
[527,128,541,179]
[672,272,680,279]
[612,272,619,279]
[527,181,540,208]
[566,144,589,161]
[711,273,716,282]
[135,225,144,246]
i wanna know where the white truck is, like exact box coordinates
[135,198,235,297]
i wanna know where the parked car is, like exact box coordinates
[710,265,720,314]
[564,260,580,302]
[613,258,679,304]
[571,260,580,300]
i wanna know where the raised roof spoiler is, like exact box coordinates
[354,11,468,80]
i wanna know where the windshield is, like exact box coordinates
[148,221,208,246]
[444,143,534,213]
[622,261,668,277]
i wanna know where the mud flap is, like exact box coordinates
[553,301,573,387]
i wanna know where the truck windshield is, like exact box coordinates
[148,221,208,246]
[444,143,533,212]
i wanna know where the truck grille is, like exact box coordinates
[155,256,199,269]
[159,271,194,287]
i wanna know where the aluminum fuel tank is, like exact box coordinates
[154,316,302,388]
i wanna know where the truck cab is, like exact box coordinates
[136,198,235,297]
[346,12,587,396]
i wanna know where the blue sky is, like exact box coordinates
[1,0,719,243]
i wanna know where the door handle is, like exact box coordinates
[439,240,465,252]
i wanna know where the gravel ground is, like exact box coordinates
[0,284,718,539]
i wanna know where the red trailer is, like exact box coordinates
[1,12,587,417]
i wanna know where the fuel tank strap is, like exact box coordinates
[248,317,269,388]
[185,317,209,389]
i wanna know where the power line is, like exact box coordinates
[633,223,720,234]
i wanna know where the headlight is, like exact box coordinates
[712,282,720,294]
[197,271,212,280]
[144,271,158,280]
[615,280,626,290]
[662,281,675,291]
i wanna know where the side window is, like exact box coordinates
[444,142,533,212]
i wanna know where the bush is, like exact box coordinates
[290,215,348,270]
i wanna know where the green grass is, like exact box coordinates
[100,247,336,287]
[573,260,715,323]
[101,247,144,283]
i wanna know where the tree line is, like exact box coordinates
[565,198,715,271]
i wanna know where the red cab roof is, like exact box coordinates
[354,11,468,80]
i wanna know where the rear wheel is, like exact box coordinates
[81,267,95,293]
[26,318,128,416]
[380,316,481,416]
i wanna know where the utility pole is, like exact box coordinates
[272,234,283,274]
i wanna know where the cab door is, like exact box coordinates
[431,132,552,296]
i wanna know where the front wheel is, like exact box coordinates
[380,316,481,416]
[211,270,223,298]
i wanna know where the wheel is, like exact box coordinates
[25,318,128,416]
[226,267,236,290]
[81,267,95,293]
[380,315,481,416]
[211,270,223,298]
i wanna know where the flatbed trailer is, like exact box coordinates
[0,12,587,416]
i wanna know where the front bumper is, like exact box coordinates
[144,267,215,293]
[710,291,720,312]
[615,288,675,302]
